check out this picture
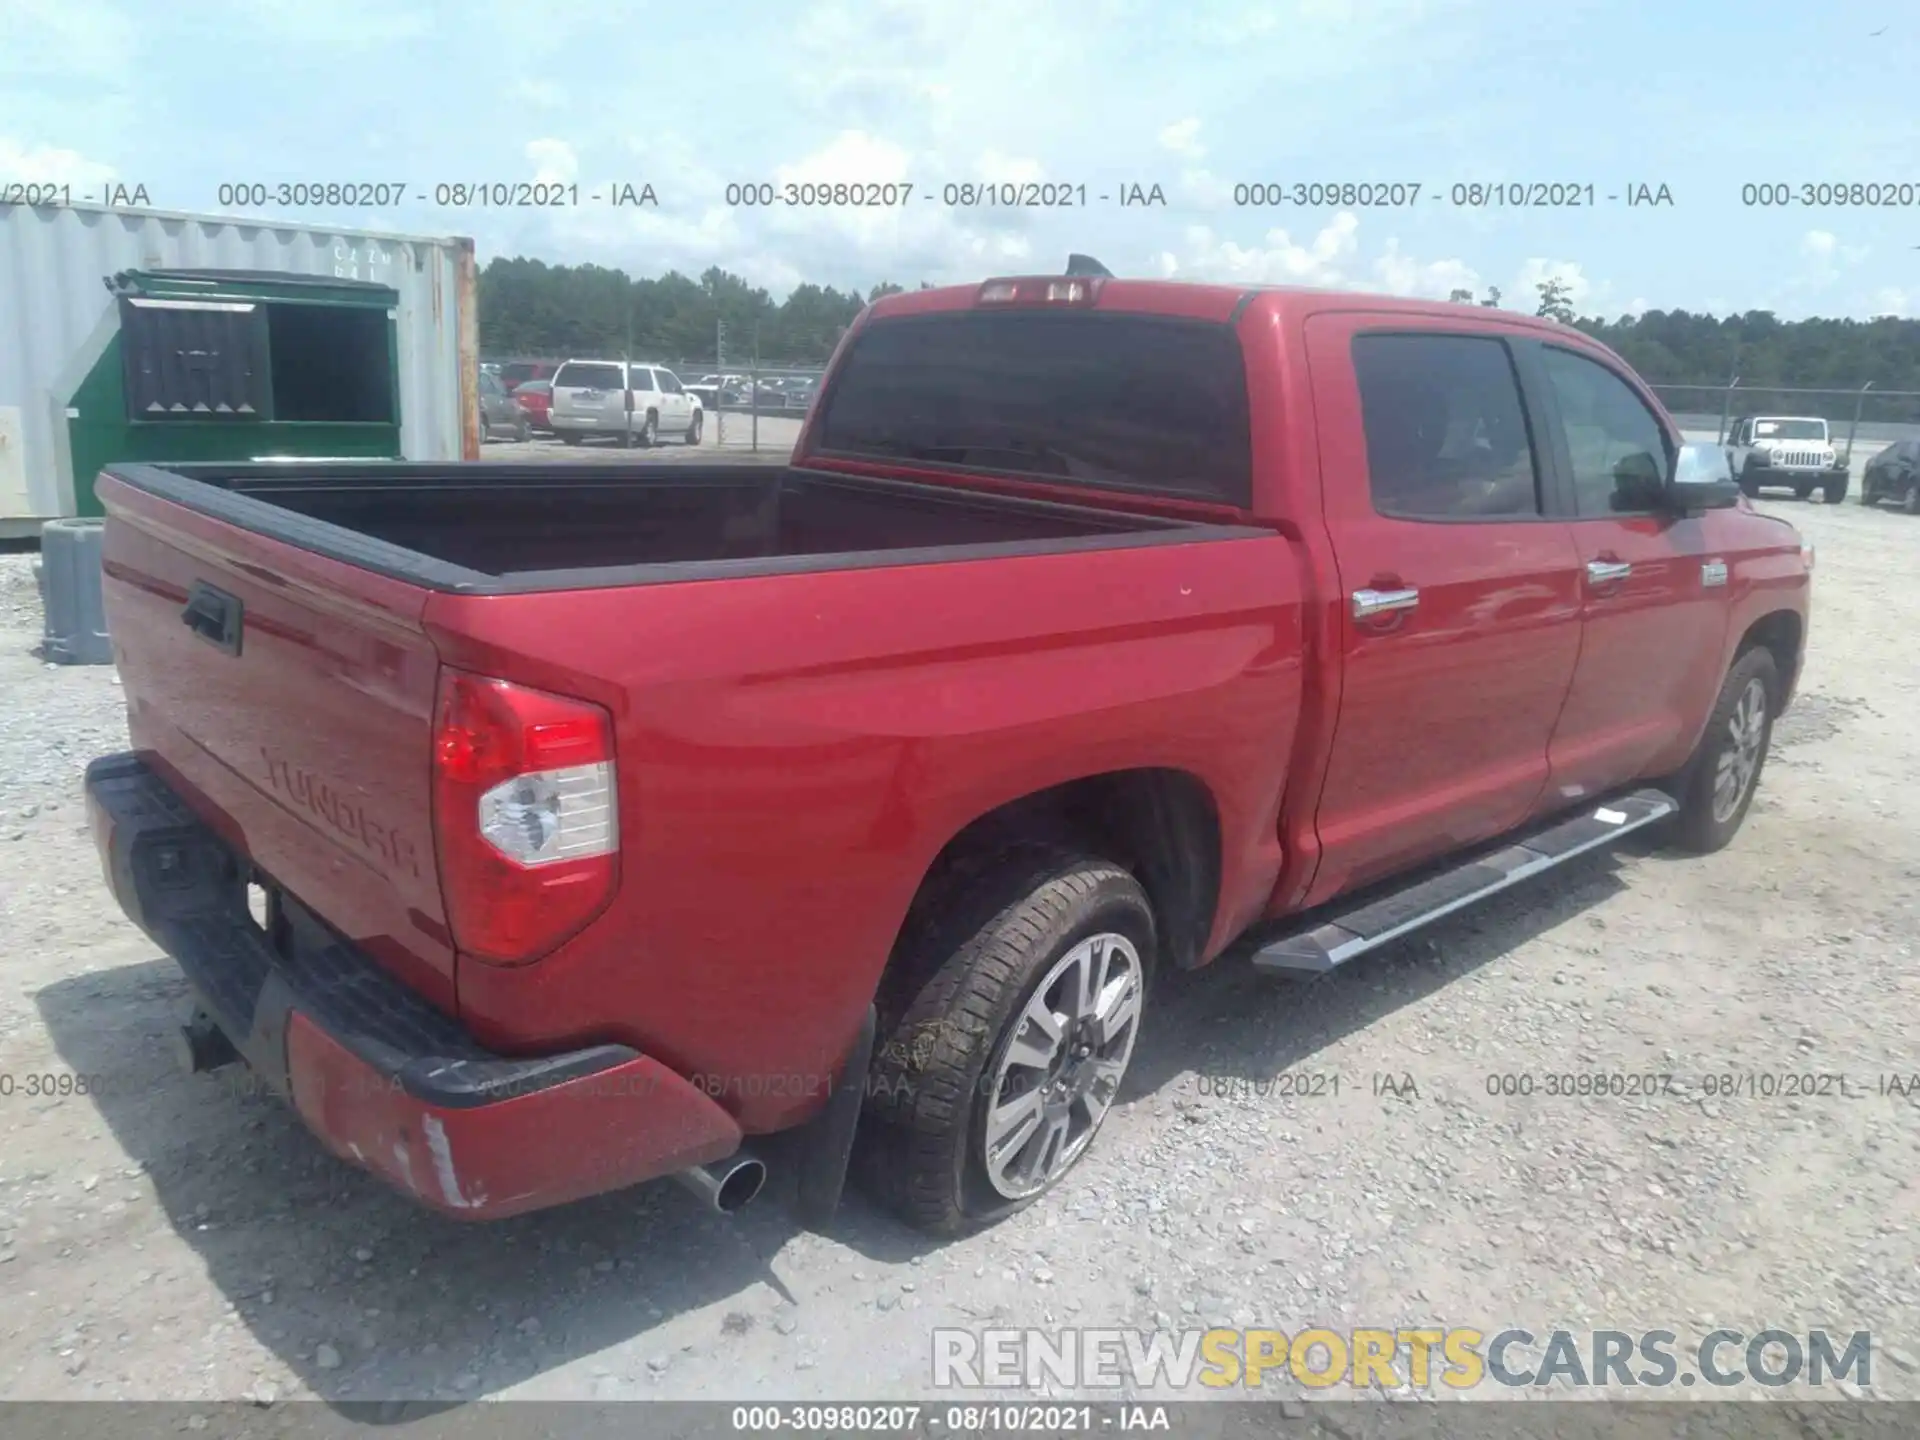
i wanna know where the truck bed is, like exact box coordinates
[107,461,1217,592]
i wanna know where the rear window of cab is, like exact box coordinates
[813,310,1253,506]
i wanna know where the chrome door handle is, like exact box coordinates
[1352,587,1420,619]
[1586,560,1632,585]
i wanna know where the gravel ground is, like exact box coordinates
[0,496,1916,1411]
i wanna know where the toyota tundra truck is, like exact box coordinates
[84,271,1811,1235]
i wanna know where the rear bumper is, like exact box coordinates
[550,412,622,432]
[84,752,742,1220]
[1744,463,1845,484]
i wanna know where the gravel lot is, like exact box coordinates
[0,494,1916,1410]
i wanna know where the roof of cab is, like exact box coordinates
[863,277,1583,339]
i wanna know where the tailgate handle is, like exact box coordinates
[182,581,243,657]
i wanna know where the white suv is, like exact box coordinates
[1725,415,1847,503]
[549,360,704,447]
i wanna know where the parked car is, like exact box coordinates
[1860,439,1920,512]
[686,373,748,409]
[478,370,531,442]
[1724,414,1849,502]
[548,359,703,446]
[83,273,1809,1235]
[781,376,819,410]
[499,361,558,392]
[512,379,554,434]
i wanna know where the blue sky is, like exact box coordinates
[5,0,1919,318]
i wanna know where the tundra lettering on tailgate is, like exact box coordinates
[261,748,423,878]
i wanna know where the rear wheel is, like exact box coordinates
[1669,647,1778,854]
[860,849,1155,1236]
[1906,486,1920,516]
[514,415,531,443]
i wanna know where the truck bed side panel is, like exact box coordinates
[98,476,457,1009]
[432,531,1303,1132]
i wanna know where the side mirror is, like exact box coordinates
[1665,442,1742,511]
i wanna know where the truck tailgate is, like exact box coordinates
[98,477,457,1009]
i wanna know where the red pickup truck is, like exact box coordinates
[84,273,1810,1235]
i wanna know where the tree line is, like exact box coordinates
[475,257,922,369]
[1488,278,1920,422]
[477,258,1920,421]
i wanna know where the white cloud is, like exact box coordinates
[1159,119,1205,161]
[525,139,579,187]
[974,152,1048,186]
[1870,288,1917,317]
[1372,240,1479,299]
[1153,214,1487,301]
[1156,215,1359,285]
[1799,229,1870,288]
[0,139,117,188]
[536,128,1038,296]
[512,79,567,109]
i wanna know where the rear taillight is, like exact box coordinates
[432,669,618,965]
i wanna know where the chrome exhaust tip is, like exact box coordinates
[671,1150,767,1214]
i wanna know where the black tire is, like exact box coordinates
[514,415,531,443]
[684,409,703,446]
[1905,486,1920,516]
[1822,474,1847,505]
[560,433,583,446]
[1792,483,1814,501]
[859,848,1156,1236]
[1738,471,1761,499]
[1669,647,1778,854]
[633,412,657,448]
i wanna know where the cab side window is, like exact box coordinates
[1540,347,1672,516]
[1350,333,1542,519]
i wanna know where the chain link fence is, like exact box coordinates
[482,354,826,455]
[1650,382,1920,467]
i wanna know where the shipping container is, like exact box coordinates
[0,203,478,538]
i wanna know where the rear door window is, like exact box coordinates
[813,310,1253,505]
[554,362,626,391]
[1350,333,1542,519]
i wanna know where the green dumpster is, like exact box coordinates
[67,269,403,517]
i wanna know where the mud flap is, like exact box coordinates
[794,1003,876,1231]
